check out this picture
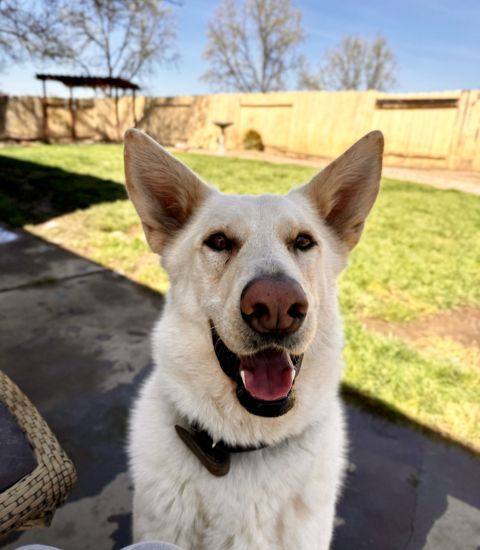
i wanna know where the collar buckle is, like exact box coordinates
[175,424,268,477]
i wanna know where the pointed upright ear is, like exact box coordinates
[292,131,384,250]
[124,129,212,253]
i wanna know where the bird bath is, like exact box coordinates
[213,121,233,155]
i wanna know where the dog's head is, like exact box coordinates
[124,129,383,442]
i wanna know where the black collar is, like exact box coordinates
[175,424,267,477]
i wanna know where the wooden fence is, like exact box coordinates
[1,90,479,170]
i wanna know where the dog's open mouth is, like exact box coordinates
[211,324,303,417]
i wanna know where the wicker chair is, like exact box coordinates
[0,370,77,537]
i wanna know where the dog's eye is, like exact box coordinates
[294,233,316,251]
[204,232,233,252]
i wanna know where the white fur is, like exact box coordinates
[125,129,383,550]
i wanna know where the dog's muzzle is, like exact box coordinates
[211,324,303,417]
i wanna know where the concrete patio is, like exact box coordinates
[0,226,479,550]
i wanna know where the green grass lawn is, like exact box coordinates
[1,143,479,452]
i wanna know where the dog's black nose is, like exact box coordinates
[240,276,308,335]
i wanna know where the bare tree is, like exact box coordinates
[202,0,305,93]
[364,35,397,90]
[0,0,72,68]
[61,0,178,82]
[0,0,178,85]
[299,34,397,91]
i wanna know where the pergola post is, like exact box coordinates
[114,86,120,141]
[132,88,137,127]
[68,86,77,142]
[41,79,50,143]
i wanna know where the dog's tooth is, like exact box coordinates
[240,370,247,386]
[291,369,296,383]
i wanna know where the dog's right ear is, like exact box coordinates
[124,129,211,253]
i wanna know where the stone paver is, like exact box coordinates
[1,227,479,550]
[334,408,480,550]
[0,226,104,291]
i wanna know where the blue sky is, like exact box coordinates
[2,0,479,97]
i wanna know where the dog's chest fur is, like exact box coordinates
[130,364,345,550]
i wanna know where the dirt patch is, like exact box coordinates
[363,308,480,369]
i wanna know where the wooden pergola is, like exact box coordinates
[36,74,140,142]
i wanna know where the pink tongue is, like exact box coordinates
[240,350,294,401]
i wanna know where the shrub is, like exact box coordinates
[243,129,264,151]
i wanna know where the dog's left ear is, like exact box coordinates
[292,131,384,250]
[124,129,212,253]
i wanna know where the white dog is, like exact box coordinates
[125,128,383,550]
